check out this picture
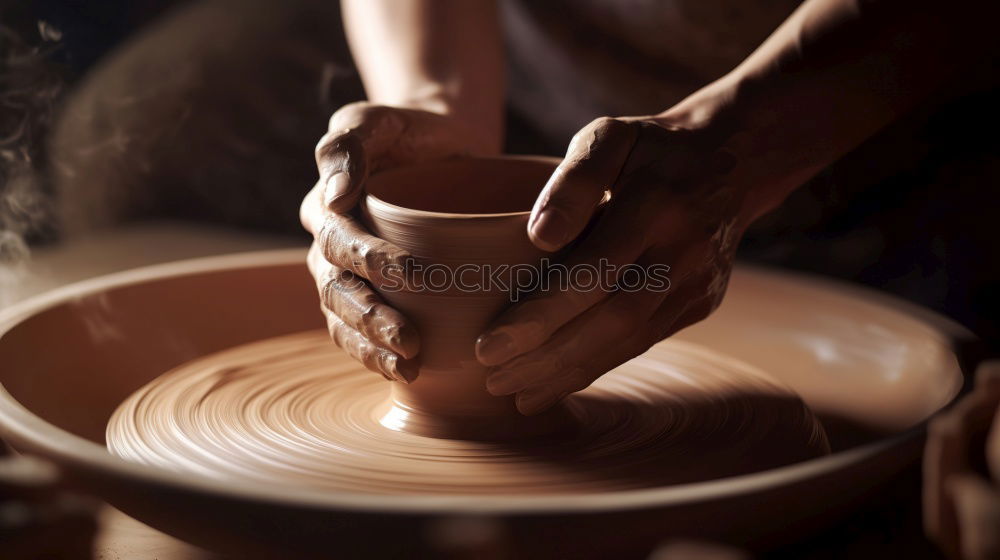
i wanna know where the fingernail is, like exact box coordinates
[476,331,516,366]
[529,207,570,251]
[324,171,351,209]
[516,389,568,416]
[486,368,523,396]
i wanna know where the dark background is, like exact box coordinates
[2,0,998,351]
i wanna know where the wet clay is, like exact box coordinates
[107,329,829,495]
[358,157,570,438]
[107,157,829,495]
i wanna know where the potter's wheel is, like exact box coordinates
[107,330,828,495]
[0,250,971,558]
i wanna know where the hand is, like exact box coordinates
[475,116,748,414]
[301,101,486,383]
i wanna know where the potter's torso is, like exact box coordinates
[502,0,803,145]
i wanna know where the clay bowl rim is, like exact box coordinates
[0,249,973,516]
[362,155,561,220]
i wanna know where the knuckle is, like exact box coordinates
[355,288,381,309]
[320,274,338,307]
[365,242,411,281]
[344,239,374,275]
[314,133,335,160]
[317,137,343,160]
[318,217,340,257]
[300,192,319,232]
[356,102,387,117]
[325,311,345,343]
[381,323,404,350]
[316,133,361,171]
[361,246,383,274]
[306,242,322,271]
[347,238,365,261]
[575,116,629,143]
[326,271,363,308]
[341,100,371,113]
[343,273,370,293]
[317,214,336,241]
[569,120,601,148]
[359,302,379,328]
[591,116,621,131]
[383,244,411,267]
[329,100,370,127]
[586,117,623,131]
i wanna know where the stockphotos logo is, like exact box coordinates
[375,258,670,301]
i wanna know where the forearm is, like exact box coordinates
[660,0,997,226]
[341,0,505,153]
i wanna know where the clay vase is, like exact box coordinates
[361,156,569,439]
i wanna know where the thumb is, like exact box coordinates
[316,103,406,213]
[528,117,638,252]
[316,130,368,213]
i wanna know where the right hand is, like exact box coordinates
[300,101,483,383]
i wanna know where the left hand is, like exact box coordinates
[301,102,488,383]
[474,116,749,415]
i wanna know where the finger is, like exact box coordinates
[322,308,418,383]
[300,182,325,235]
[528,117,639,252]
[475,198,649,366]
[512,334,646,416]
[486,284,668,396]
[307,244,420,359]
[486,284,669,414]
[947,473,1000,555]
[320,267,420,359]
[317,212,419,289]
[510,284,698,416]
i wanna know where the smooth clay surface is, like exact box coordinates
[107,329,829,495]
[359,157,564,438]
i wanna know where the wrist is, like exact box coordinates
[656,73,825,230]
[392,88,503,156]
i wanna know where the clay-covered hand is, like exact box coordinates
[475,116,747,414]
[301,102,480,383]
